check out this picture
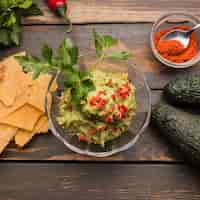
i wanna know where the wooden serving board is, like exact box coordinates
[0,24,190,161]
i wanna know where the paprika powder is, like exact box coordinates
[154,26,198,63]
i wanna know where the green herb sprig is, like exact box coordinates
[93,29,130,66]
[16,30,130,105]
[0,0,42,47]
[16,38,95,105]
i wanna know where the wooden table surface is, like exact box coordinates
[1,0,200,199]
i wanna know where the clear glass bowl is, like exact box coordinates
[45,55,151,157]
[150,13,200,68]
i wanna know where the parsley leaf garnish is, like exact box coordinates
[93,29,130,65]
[16,30,130,105]
[16,38,95,105]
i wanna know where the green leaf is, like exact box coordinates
[15,55,52,79]
[15,36,95,105]
[63,37,74,49]
[18,0,33,9]
[71,86,85,105]
[102,35,118,48]
[0,0,12,11]
[79,70,92,80]
[93,29,103,55]
[10,29,20,45]
[0,0,41,47]
[72,64,79,72]
[42,44,53,63]
[69,46,78,65]
[58,40,71,66]
[4,12,16,27]
[81,79,95,92]
[105,51,130,60]
[10,23,21,45]
[0,29,11,46]
[63,71,80,87]
[92,30,129,65]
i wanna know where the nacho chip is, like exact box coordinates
[26,75,56,112]
[34,115,49,134]
[0,52,34,106]
[0,52,54,151]
[15,115,49,147]
[0,82,52,119]
[0,104,42,131]
[0,124,17,154]
[0,91,27,118]
[0,64,5,81]
[14,129,34,148]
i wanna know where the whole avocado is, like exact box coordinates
[152,103,200,165]
[164,74,200,105]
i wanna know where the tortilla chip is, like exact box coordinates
[34,115,49,134]
[15,115,49,147]
[14,129,34,148]
[0,124,17,154]
[0,64,5,81]
[0,90,27,118]
[0,52,54,150]
[0,104,42,131]
[0,81,52,119]
[0,52,34,106]
[26,75,56,112]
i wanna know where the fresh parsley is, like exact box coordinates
[16,30,130,105]
[16,38,95,105]
[0,0,42,47]
[93,29,130,66]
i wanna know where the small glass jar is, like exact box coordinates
[150,13,200,68]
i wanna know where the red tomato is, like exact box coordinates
[88,129,97,135]
[78,134,87,142]
[115,112,122,120]
[104,116,113,123]
[118,104,128,114]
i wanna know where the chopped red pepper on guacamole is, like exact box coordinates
[57,69,136,146]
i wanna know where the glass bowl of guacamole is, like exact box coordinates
[45,54,151,157]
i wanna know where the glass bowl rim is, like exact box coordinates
[150,12,200,68]
[45,55,152,157]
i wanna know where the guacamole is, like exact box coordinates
[57,70,136,146]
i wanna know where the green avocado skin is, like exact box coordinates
[164,74,200,105]
[152,103,200,165]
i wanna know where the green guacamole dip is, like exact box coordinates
[57,69,136,146]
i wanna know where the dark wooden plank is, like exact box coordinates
[1,24,199,89]
[0,24,195,161]
[24,0,200,24]
[0,90,183,162]
[0,163,200,199]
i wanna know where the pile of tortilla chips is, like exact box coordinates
[0,52,56,154]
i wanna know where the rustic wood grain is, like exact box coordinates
[0,90,183,162]
[1,24,200,89]
[0,163,200,199]
[0,24,197,161]
[24,0,200,24]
